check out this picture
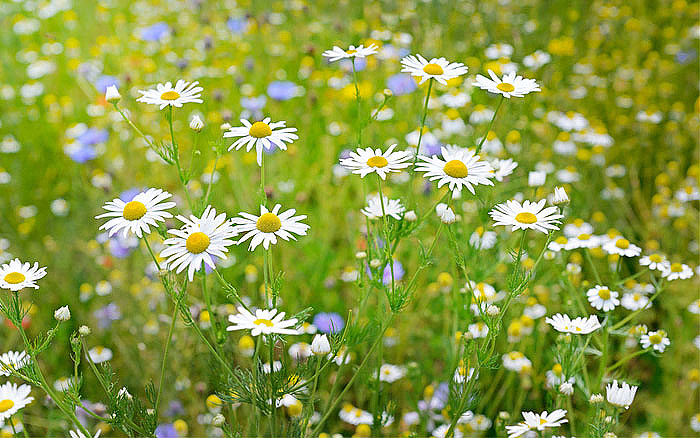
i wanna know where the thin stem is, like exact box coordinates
[204,153,220,205]
[142,237,161,271]
[584,248,602,285]
[474,96,505,154]
[260,152,267,206]
[351,58,362,146]
[409,78,434,173]
[605,348,651,374]
[155,302,179,417]
[611,283,664,330]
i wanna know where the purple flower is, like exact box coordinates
[94,303,122,329]
[77,128,108,146]
[382,260,405,285]
[387,73,417,96]
[226,17,249,34]
[166,400,184,417]
[95,75,119,94]
[64,144,96,163]
[267,81,298,101]
[155,423,178,438]
[119,188,143,202]
[140,23,170,42]
[313,312,345,334]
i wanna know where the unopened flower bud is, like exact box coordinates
[552,186,569,206]
[220,122,232,131]
[189,115,204,132]
[54,305,71,322]
[404,210,417,222]
[439,206,456,224]
[79,325,91,336]
[311,334,331,356]
[383,88,393,97]
[355,251,367,259]
[486,305,500,316]
[212,413,225,427]
[559,382,574,396]
[369,259,381,269]
[590,393,604,404]
[105,85,121,103]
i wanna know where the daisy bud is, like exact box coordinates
[486,305,500,316]
[189,115,204,132]
[552,186,569,206]
[559,382,574,396]
[383,88,393,97]
[105,85,121,103]
[370,259,382,269]
[311,334,331,356]
[439,206,456,224]
[54,305,71,322]
[404,210,417,222]
[589,393,604,404]
[603,433,617,438]
[212,413,226,427]
[604,418,614,426]
[355,251,367,259]
[220,122,232,131]
[463,332,474,341]
[528,170,546,187]
[78,325,91,336]
[498,411,510,420]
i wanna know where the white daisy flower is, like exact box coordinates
[489,199,563,234]
[87,346,113,364]
[339,404,373,425]
[545,313,601,334]
[0,259,47,292]
[137,80,203,109]
[563,219,594,237]
[339,144,412,179]
[0,351,29,377]
[468,322,489,338]
[361,195,405,220]
[523,50,551,70]
[639,253,669,271]
[606,380,638,409]
[96,188,176,238]
[660,262,694,280]
[502,351,532,373]
[564,233,602,250]
[640,330,670,353]
[0,382,33,421]
[492,158,518,182]
[400,54,469,85]
[473,70,541,98]
[453,363,477,384]
[380,364,407,383]
[159,206,237,281]
[322,44,378,62]
[227,306,299,337]
[231,204,309,251]
[621,293,650,311]
[688,299,700,314]
[507,410,568,438]
[69,429,101,438]
[415,146,495,194]
[603,237,642,257]
[223,117,298,166]
[586,285,620,312]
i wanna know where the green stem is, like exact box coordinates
[584,248,602,285]
[351,58,363,146]
[155,302,179,417]
[605,348,651,374]
[474,96,505,155]
[409,78,434,173]
[611,283,663,330]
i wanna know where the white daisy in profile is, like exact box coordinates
[545,313,601,334]
[223,118,298,166]
[0,351,29,377]
[226,307,300,337]
[587,285,620,312]
[361,195,405,220]
[660,262,694,280]
[322,44,379,62]
[339,144,412,180]
[69,430,102,438]
[564,233,602,250]
[137,80,203,109]
[96,188,176,238]
[639,253,669,271]
[0,382,33,421]
[506,409,568,438]
[473,70,541,98]
[231,204,309,251]
[87,346,113,364]
[640,330,670,353]
[489,199,563,234]
[400,54,469,85]
[606,380,638,409]
[0,259,47,292]
[415,146,494,194]
[603,237,642,257]
[379,364,407,383]
[159,206,237,281]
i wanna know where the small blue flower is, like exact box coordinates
[313,312,345,334]
[387,73,417,96]
[226,17,249,34]
[383,260,405,285]
[140,23,170,42]
[267,81,299,101]
[95,75,119,94]
[155,423,178,438]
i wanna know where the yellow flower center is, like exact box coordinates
[253,318,274,327]
[423,63,444,75]
[597,288,611,300]
[649,254,663,263]
[497,82,515,92]
[552,363,563,376]
[346,49,357,54]
[539,418,547,425]
[366,156,388,168]
[670,263,683,272]
[649,334,662,344]
[515,212,537,224]
[123,201,147,221]
[555,236,568,244]
[578,233,591,240]
[249,121,272,138]
[160,90,180,100]
[0,399,14,413]
[256,213,282,233]
[4,272,26,284]
[186,232,210,254]
[615,239,630,249]
[443,160,469,178]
